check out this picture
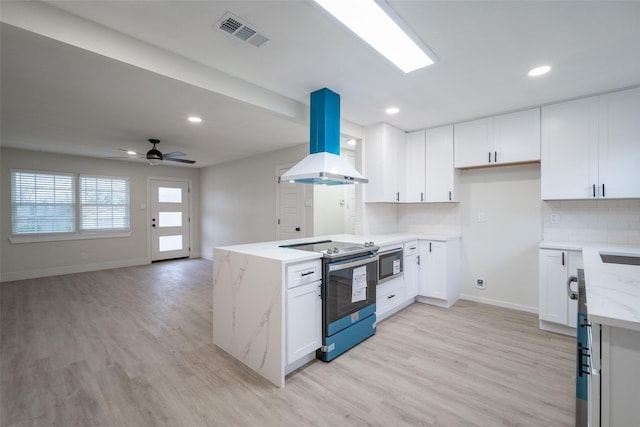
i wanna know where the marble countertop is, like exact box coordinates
[583,245,640,332]
[215,232,461,263]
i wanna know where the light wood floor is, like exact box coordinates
[1,259,575,426]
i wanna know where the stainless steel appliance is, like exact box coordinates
[281,240,379,361]
[378,246,403,284]
[568,268,590,427]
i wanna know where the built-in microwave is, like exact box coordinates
[378,247,403,284]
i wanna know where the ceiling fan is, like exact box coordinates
[112,139,196,165]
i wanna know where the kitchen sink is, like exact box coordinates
[600,253,640,266]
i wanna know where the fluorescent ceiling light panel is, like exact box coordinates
[314,0,434,73]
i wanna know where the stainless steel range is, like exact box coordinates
[281,240,379,361]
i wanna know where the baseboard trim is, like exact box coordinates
[459,293,538,314]
[1,257,149,283]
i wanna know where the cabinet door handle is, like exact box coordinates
[592,184,596,198]
[561,252,565,266]
[488,152,491,163]
[396,192,400,202]
[449,190,452,201]
[388,294,396,299]
[429,242,432,252]
[421,192,424,202]
[602,184,605,198]
[494,151,497,163]
[417,255,421,266]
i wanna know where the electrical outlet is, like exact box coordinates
[477,212,486,223]
[550,213,559,224]
[476,278,486,290]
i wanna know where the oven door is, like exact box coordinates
[324,254,378,336]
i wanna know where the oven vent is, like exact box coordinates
[217,13,269,47]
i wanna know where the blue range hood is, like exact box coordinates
[281,88,368,185]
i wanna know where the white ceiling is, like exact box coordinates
[2,0,640,168]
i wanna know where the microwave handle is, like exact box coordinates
[379,247,403,256]
[328,255,379,272]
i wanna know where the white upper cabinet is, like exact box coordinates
[364,123,406,203]
[454,108,541,168]
[405,130,426,202]
[597,87,640,199]
[541,96,599,200]
[425,125,457,202]
[541,87,640,200]
[399,126,458,203]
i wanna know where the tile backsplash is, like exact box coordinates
[543,199,640,245]
[397,203,462,235]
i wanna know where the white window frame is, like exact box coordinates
[79,174,130,233]
[9,169,132,244]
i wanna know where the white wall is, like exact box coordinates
[1,148,200,282]
[200,143,312,259]
[458,165,542,312]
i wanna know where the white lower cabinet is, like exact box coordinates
[403,240,419,299]
[286,261,322,364]
[417,239,461,308]
[538,249,583,335]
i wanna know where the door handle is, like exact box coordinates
[152,218,156,228]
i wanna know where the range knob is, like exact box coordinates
[369,241,375,247]
[326,248,333,254]
[333,247,339,253]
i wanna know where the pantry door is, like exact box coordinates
[149,178,191,261]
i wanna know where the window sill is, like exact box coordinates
[9,231,132,244]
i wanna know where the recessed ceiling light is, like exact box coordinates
[313,0,434,73]
[386,107,400,115]
[346,139,356,146]
[528,65,551,77]
[188,116,202,123]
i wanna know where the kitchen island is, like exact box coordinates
[213,233,460,387]
[582,246,640,426]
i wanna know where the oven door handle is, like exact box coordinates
[328,255,379,272]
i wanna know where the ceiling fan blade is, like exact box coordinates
[165,157,196,164]
[163,151,186,158]
[108,156,145,160]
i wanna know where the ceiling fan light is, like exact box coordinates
[147,158,162,166]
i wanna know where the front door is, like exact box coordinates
[150,178,190,261]
[277,166,305,240]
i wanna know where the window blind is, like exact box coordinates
[11,171,76,234]
[79,175,130,231]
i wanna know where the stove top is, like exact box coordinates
[280,240,378,259]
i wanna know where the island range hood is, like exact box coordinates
[280,88,368,185]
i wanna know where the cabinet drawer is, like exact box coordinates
[376,278,405,313]
[404,240,418,257]
[286,260,322,289]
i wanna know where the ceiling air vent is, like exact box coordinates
[217,12,269,48]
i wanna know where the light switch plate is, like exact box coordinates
[477,212,486,223]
